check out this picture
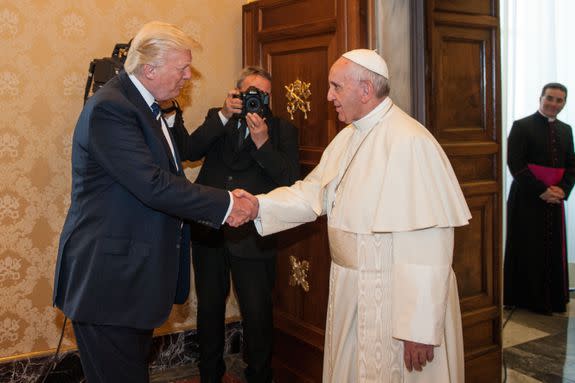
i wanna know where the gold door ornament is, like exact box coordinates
[289,255,310,292]
[284,79,311,120]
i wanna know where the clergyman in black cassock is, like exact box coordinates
[504,83,575,314]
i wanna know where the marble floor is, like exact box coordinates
[150,354,247,383]
[503,300,575,383]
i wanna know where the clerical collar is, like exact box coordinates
[352,97,393,131]
[537,109,556,122]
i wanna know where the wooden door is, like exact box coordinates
[243,1,503,382]
[414,1,503,381]
[243,1,368,381]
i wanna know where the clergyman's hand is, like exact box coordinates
[403,340,434,372]
[549,185,565,199]
[226,189,259,227]
[540,186,565,204]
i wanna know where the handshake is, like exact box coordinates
[226,189,259,227]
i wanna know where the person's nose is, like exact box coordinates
[548,101,561,110]
[327,88,334,102]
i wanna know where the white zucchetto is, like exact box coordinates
[342,49,389,79]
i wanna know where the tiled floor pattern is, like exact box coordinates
[503,300,575,383]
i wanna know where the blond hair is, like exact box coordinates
[124,21,193,75]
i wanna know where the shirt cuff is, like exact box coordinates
[218,110,229,126]
[222,191,233,224]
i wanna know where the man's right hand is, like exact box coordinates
[226,189,259,227]
[221,89,243,119]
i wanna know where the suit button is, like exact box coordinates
[226,175,234,189]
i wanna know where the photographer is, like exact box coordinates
[174,66,299,383]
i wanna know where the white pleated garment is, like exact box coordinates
[324,227,464,383]
[254,97,469,382]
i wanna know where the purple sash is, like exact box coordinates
[528,163,565,186]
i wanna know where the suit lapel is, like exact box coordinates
[118,72,180,174]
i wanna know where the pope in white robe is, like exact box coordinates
[248,50,471,382]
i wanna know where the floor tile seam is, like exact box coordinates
[505,365,565,383]
[507,322,568,335]
[504,347,567,363]
[504,330,569,349]
[504,367,545,383]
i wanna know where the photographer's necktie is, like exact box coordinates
[237,118,248,149]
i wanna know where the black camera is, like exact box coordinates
[236,86,270,118]
[84,43,130,104]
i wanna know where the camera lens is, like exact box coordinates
[246,98,261,113]
[239,86,268,117]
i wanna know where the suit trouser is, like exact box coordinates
[72,321,154,383]
[192,244,276,383]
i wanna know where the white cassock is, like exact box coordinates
[254,97,471,383]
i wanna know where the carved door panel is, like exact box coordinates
[415,1,503,381]
[243,1,502,382]
[243,1,368,381]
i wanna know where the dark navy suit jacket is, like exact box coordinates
[53,71,230,329]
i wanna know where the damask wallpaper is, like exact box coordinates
[0,0,245,361]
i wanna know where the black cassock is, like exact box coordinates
[504,111,575,313]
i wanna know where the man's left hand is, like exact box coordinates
[245,112,269,149]
[403,340,434,372]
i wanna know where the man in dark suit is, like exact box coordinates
[505,82,575,314]
[52,21,257,383]
[175,66,299,383]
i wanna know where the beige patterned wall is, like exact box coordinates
[0,0,245,361]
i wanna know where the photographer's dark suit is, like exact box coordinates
[175,107,299,382]
[53,71,230,382]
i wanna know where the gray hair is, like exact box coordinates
[347,61,390,98]
[236,66,272,89]
[124,21,193,75]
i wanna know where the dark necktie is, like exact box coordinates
[238,118,248,149]
[151,102,161,118]
[152,102,181,173]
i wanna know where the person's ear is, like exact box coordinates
[360,80,373,102]
[143,63,156,80]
